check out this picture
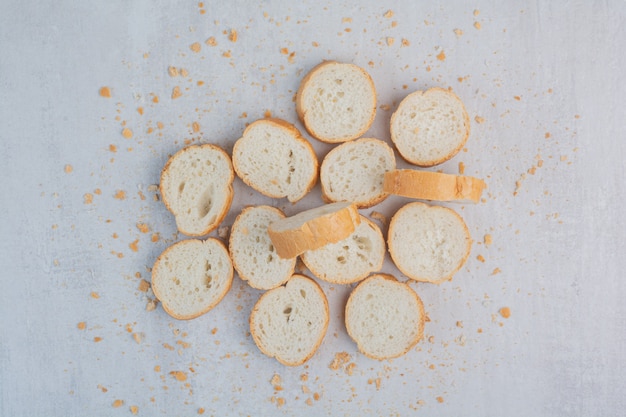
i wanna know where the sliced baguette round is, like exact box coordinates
[160,144,234,236]
[301,216,384,285]
[345,274,425,360]
[229,205,296,290]
[232,118,318,203]
[267,202,361,259]
[151,238,233,320]
[384,169,486,203]
[249,274,329,366]
[388,202,471,284]
[390,88,470,167]
[320,138,396,208]
[296,61,376,143]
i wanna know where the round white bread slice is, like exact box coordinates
[232,118,318,203]
[151,238,233,320]
[390,88,470,167]
[388,202,471,284]
[301,216,384,285]
[384,169,486,203]
[267,202,361,259]
[160,144,234,236]
[249,274,329,366]
[320,138,396,208]
[296,61,376,143]
[345,274,425,360]
[229,205,296,290]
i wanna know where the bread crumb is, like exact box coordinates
[345,362,356,376]
[129,239,139,252]
[222,50,232,58]
[276,397,285,407]
[436,50,446,61]
[329,352,351,370]
[197,408,205,414]
[136,223,150,233]
[474,115,485,124]
[458,161,465,175]
[170,371,187,381]
[168,66,178,77]
[229,29,238,42]
[84,193,94,204]
[132,333,142,344]
[211,327,218,335]
[90,292,100,299]
[122,128,133,139]
[383,10,394,18]
[454,28,463,37]
[205,36,217,46]
[370,211,388,226]
[386,37,395,46]
[172,86,182,99]
[94,337,103,343]
[99,86,112,97]
[217,226,230,240]
[108,144,117,153]
[476,254,485,263]
[499,307,511,318]
[77,322,86,330]
[401,38,410,47]
[375,378,381,390]
[130,405,139,415]
[484,234,492,246]
[192,121,200,133]
[146,298,158,311]
[112,399,124,408]
[114,190,126,200]
[474,21,482,30]
[456,321,463,328]
[342,17,352,23]
[305,398,313,406]
[436,396,444,403]
[491,267,501,275]
[64,164,73,174]
[190,42,201,52]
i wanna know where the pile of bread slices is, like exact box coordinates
[151,61,486,366]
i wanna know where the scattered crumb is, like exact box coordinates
[130,405,139,415]
[276,397,285,407]
[458,161,465,175]
[475,115,485,124]
[229,29,238,42]
[305,398,313,406]
[484,234,492,246]
[205,36,217,46]
[386,37,395,46]
[474,21,482,30]
[499,307,511,319]
[138,279,150,292]
[84,193,94,204]
[383,10,394,18]
[476,254,485,263]
[264,110,272,118]
[436,50,446,61]
[217,226,230,240]
[379,104,391,111]
[345,362,357,376]
[491,267,501,275]
[168,66,178,77]
[64,164,73,173]
[137,223,150,233]
[122,128,133,139]
[329,352,351,371]
[514,95,521,101]
[375,378,381,390]
[454,28,463,37]
[313,392,320,401]
[114,190,127,200]
[436,396,444,403]
[94,337,103,343]
[99,87,111,98]
[370,211,388,226]
[473,9,480,16]
[129,239,139,252]
[170,371,188,382]
[192,121,200,133]
[112,399,124,408]
[77,322,86,330]
[172,86,182,99]
[198,408,205,415]
[401,38,410,47]
[109,144,117,152]
[146,298,158,311]
[222,50,232,58]
[190,42,201,53]
[90,292,100,299]
[132,333,142,344]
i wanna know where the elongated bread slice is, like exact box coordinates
[232,118,318,203]
[390,88,470,166]
[296,61,376,143]
[249,274,329,366]
[384,169,486,203]
[301,216,384,284]
[388,202,471,283]
[229,206,296,290]
[151,238,233,320]
[320,138,396,208]
[345,274,425,360]
[268,202,361,259]
[160,144,234,236]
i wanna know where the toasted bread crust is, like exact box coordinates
[384,169,486,203]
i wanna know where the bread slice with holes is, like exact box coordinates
[296,61,376,143]
[232,118,318,203]
[267,202,361,259]
[151,238,233,320]
[160,144,234,236]
[229,205,296,290]
[384,169,486,203]
[345,274,425,360]
[388,202,471,284]
[320,138,396,208]
[301,216,384,284]
[249,274,329,366]
[390,88,470,167]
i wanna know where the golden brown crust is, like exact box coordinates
[345,273,425,360]
[387,202,472,284]
[296,61,377,143]
[383,169,486,203]
[390,87,470,167]
[232,118,318,202]
[249,274,330,366]
[151,238,234,320]
[159,144,234,236]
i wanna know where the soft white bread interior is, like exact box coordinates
[229,205,296,290]
[384,169,486,203]
[302,216,384,284]
[151,238,233,320]
[388,202,471,283]
[390,88,470,167]
[232,118,318,203]
[249,274,329,366]
[345,274,425,360]
[320,138,396,208]
[160,144,234,236]
[267,202,361,259]
[296,61,376,143]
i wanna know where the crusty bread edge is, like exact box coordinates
[384,169,486,203]
[390,87,470,167]
[232,118,319,203]
[301,216,385,285]
[159,144,235,236]
[249,274,330,366]
[296,61,377,143]
[387,202,472,284]
[151,238,234,320]
[320,138,395,208]
[345,273,425,360]
[228,205,296,290]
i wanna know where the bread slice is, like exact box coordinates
[267,202,361,259]
[320,138,396,208]
[232,118,318,203]
[296,61,376,143]
[229,205,296,290]
[301,216,384,284]
[160,144,234,236]
[384,169,486,203]
[390,88,470,166]
[388,202,471,284]
[249,274,329,366]
[345,274,425,360]
[151,238,233,320]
